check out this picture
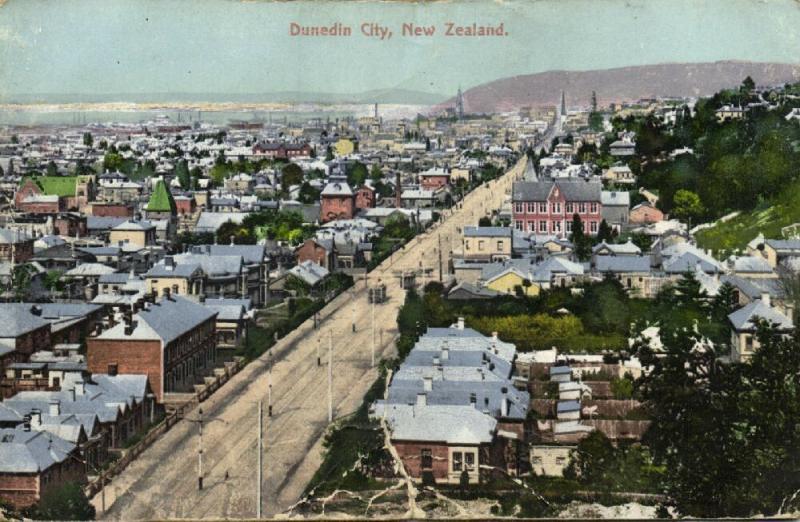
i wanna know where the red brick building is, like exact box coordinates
[512,179,603,236]
[0,306,52,364]
[53,214,87,238]
[320,182,355,223]
[0,229,34,263]
[174,195,196,215]
[0,428,85,509]
[419,168,450,191]
[629,202,665,225]
[89,202,134,218]
[252,142,312,160]
[354,185,376,210]
[87,295,217,402]
[295,238,333,270]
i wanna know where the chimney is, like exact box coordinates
[29,305,42,316]
[761,292,771,307]
[74,381,86,396]
[49,400,60,417]
[416,393,427,407]
[165,256,175,270]
[423,376,433,392]
[457,317,465,330]
[441,347,449,361]
[500,396,509,417]
[124,320,136,336]
[94,323,103,336]
[30,409,42,428]
[492,331,498,342]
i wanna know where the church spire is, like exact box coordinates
[456,86,464,120]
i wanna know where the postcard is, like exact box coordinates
[1,0,799,520]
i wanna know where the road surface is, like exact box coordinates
[95,157,525,520]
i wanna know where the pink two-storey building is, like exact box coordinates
[512,179,603,237]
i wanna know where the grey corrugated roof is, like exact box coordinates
[0,428,76,473]
[728,300,793,331]
[372,403,497,444]
[0,306,50,338]
[174,253,242,278]
[766,239,800,252]
[464,226,512,238]
[557,400,581,413]
[594,255,651,273]
[190,244,266,265]
[146,261,203,278]
[97,296,217,344]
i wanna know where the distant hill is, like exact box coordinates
[441,61,800,114]
[1,89,448,106]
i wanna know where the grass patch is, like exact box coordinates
[696,177,800,256]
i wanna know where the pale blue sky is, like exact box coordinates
[1,0,800,101]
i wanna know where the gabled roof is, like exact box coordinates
[373,403,497,445]
[728,300,793,331]
[96,296,217,344]
[512,179,602,202]
[594,255,651,274]
[0,428,75,473]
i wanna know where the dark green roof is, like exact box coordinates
[146,180,177,213]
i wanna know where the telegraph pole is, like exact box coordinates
[267,354,273,417]
[438,233,443,282]
[197,408,204,491]
[316,336,321,366]
[257,400,263,519]
[328,330,333,423]
[371,297,376,368]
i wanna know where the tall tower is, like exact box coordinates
[374,103,379,119]
[560,90,567,118]
[456,86,465,120]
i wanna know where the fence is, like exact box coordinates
[85,356,246,499]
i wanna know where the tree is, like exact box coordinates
[478,216,492,227]
[347,161,368,188]
[43,270,65,296]
[82,132,93,147]
[174,160,191,190]
[30,481,95,520]
[596,219,613,243]
[209,163,230,186]
[741,75,756,92]
[46,161,58,177]
[102,151,124,173]
[369,164,383,183]
[671,189,705,223]
[281,163,304,193]
[10,264,35,301]
[325,146,334,161]
[297,182,321,204]
[570,213,591,261]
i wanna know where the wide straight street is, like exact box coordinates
[96,157,525,520]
